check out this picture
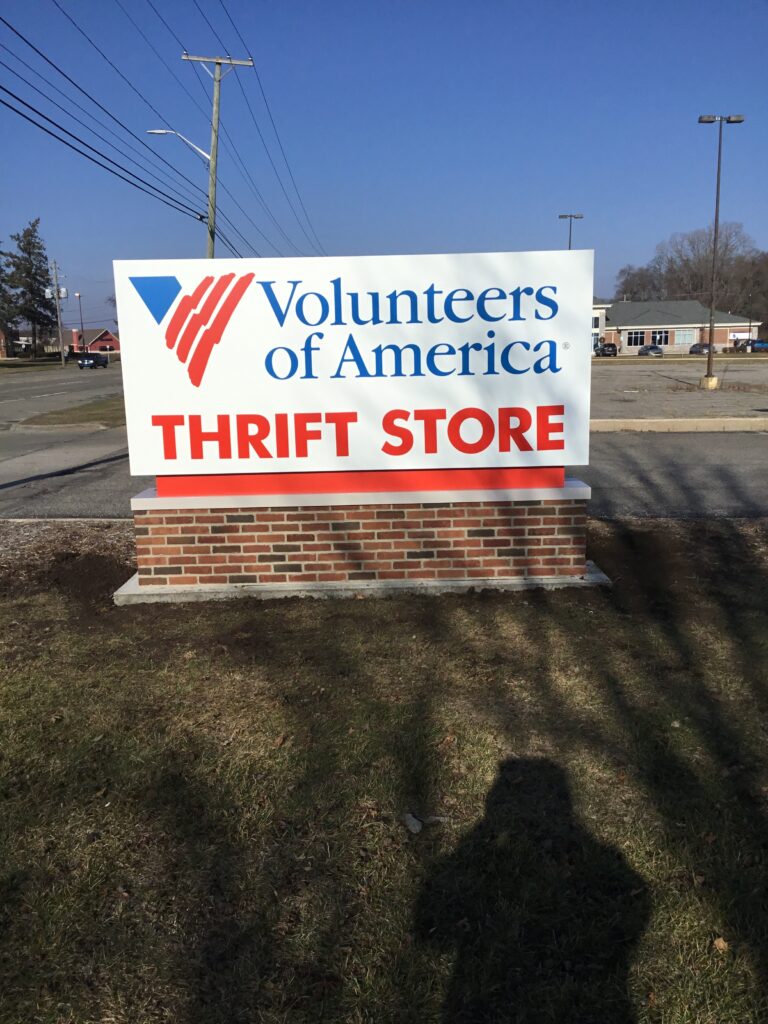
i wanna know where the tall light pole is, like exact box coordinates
[698,114,744,387]
[558,213,583,250]
[74,291,85,352]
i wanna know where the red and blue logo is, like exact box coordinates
[130,273,254,387]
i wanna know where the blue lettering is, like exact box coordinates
[296,291,330,327]
[373,343,424,377]
[265,346,300,379]
[257,280,301,327]
[533,339,561,373]
[509,286,534,321]
[500,341,531,374]
[425,342,456,376]
[534,286,559,320]
[477,287,507,321]
[444,288,474,323]
[331,334,372,378]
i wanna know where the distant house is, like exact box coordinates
[71,328,120,353]
[598,300,760,353]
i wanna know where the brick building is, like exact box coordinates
[70,328,120,353]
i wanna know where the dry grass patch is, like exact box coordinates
[21,395,125,428]
[0,518,767,1022]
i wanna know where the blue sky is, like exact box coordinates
[1,0,766,329]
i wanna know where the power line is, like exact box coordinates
[0,47,204,213]
[141,0,301,255]
[47,0,265,258]
[191,0,324,256]
[0,95,202,221]
[1,45,250,257]
[112,0,210,125]
[50,0,181,140]
[0,82,204,217]
[0,13,206,204]
[217,0,326,255]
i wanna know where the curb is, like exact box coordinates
[590,417,768,433]
[10,422,109,433]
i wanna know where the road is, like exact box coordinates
[0,361,766,519]
[0,362,121,427]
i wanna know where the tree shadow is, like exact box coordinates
[414,758,650,1023]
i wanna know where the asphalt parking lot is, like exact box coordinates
[590,357,768,418]
[0,357,766,519]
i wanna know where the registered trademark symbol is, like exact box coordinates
[563,342,571,350]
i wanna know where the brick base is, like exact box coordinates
[133,496,588,589]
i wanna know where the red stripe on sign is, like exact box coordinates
[165,277,214,350]
[156,467,566,498]
[187,273,255,388]
[175,274,235,363]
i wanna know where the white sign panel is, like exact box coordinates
[114,251,593,477]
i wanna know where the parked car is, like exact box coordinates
[77,353,109,369]
[751,339,768,352]
[595,342,618,357]
[689,342,716,355]
[637,344,664,357]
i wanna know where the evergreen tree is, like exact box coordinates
[0,244,15,347]
[5,219,56,359]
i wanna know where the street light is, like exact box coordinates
[74,291,85,353]
[558,213,583,250]
[146,129,213,255]
[697,114,745,386]
[146,128,211,163]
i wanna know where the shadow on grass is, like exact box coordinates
[415,758,650,1022]
[2,496,768,1020]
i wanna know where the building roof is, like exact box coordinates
[606,300,754,328]
[75,328,119,345]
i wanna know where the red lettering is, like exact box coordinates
[537,405,565,450]
[447,407,494,454]
[498,407,533,452]
[324,411,357,456]
[294,412,323,458]
[189,414,231,460]
[413,408,446,454]
[381,409,413,455]
[236,414,271,459]
[274,413,290,458]
[151,414,185,459]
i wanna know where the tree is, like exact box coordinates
[0,244,15,345]
[5,219,56,359]
[614,224,765,322]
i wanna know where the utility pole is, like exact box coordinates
[182,53,253,258]
[51,260,66,368]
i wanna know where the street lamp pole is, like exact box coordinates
[181,53,253,258]
[558,213,583,250]
[697,114,744,385]
[75,291,85,352]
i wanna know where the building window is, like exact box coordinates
[626,330,645,346]
[676,329,695,345]
[592,316,600,329]
[651,330,669,346]
[592,332,600,349]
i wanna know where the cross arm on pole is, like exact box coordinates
[182,53,254,67]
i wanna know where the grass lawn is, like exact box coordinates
[21,395,126,429]
[1,518,767,1023]
[0,360,65,371]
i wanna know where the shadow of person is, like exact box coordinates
[414,759,650,1023]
